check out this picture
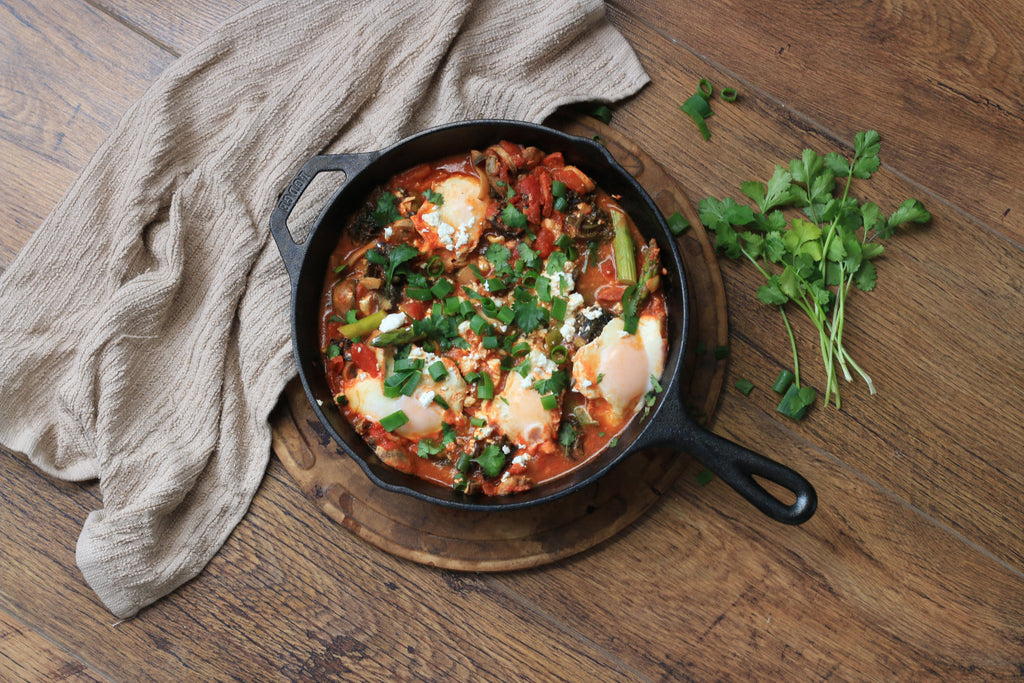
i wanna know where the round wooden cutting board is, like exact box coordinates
[269,113,729,571]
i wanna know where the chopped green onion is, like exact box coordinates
[483,336,499,349]
[477,371,494,400]
[772,369,795,394]
[510,341,531,357]
[777,384,816,420]
[714,345,731,360]
[551,180,567,198]
[667,211,690,235]
[610,208,636,284]
[392,357,424,372]
[497,305,516,325]
[431,278,454,299]
[469,416,487,428]
[720,87,738,102]
[428,360,448,381]
[540,394,558,411]
[339,310,385,339]
[405,286,433,301]
[698,78,713,98]
[549,345,568,365]
[425,256,444,277]
[432,394,450,410]
[696,468,714,486]
[326,343,341,359]
[380,410,409,432]
[550,297,567,321]
[470,314,491,336]
[734,378,755,395]
[400,371,421,396]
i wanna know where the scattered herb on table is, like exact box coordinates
[699,130,930,410]
[680,78,738,141]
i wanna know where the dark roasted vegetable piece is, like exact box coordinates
[575,308,615,343]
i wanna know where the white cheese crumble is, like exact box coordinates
[378,312,407,333]
[582,305,604,320]
[528,349,557,377]
[512,454,530,466]
[384,226,393,239]
[418,390,436,407]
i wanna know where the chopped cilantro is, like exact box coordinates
[473,443,506,477]
[501,204,527,229]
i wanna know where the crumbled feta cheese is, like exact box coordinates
[512,454,530,466]
[458,320,472,335]
[378,312,407,333]
[582,305,604,320]
[418,390,435,407]
[566,292,584,313]
[502,445,512,455]
[384,226,393,239]
[529,349,557,377]
[559,317,576,342]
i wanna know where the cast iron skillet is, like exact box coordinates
[270,120,817,525]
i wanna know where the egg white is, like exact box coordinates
[415,174,486,257]
[571,315,666,417]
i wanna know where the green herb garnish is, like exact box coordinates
[700,130,930,409]
[379,410,409,432]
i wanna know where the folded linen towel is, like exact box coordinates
[0,0,648,618]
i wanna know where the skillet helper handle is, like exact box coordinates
[685,426,817,525]
[269,152,379,287]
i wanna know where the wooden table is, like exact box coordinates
[3,1,1022,680]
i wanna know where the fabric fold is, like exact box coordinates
[0,0,648,618]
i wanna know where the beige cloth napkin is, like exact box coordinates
[0,0,647,618]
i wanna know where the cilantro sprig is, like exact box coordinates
[700,130,930,410]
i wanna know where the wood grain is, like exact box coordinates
[605,5,1024,570]
[0,0,172,269]
[611,0,1024,239]
[2,0,1023,680]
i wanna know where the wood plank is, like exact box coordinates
[0,611,105,683]
[90,0,252,55]
[611,0,1024,242]
[0,447,647,680]
[606,4,1024,571]
[485,406,1024,680]
[0,0,173,268]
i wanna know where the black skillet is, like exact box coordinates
[270,119,817,525]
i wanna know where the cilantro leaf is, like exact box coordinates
[473,444,506,478]
[422,189,444,205]
[853,260,877,292]
[501,204,527,229]
[699,196,756,231]
[514,299,548,334]
[372,193,402,227]
[883,198,931,236]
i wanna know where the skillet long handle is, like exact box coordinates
[632,381,817,524]
[683,424,817,525]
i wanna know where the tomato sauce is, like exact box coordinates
[317,141,667,496]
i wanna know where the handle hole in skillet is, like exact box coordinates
[285,170,348,245]
[753,475,797,506]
